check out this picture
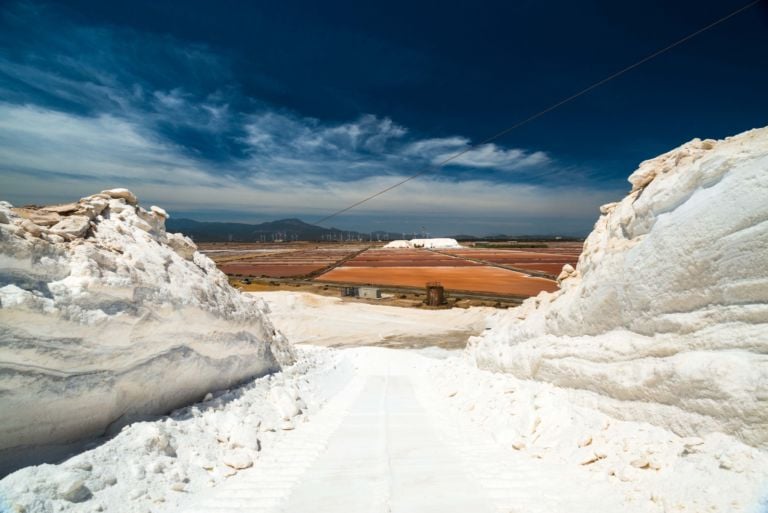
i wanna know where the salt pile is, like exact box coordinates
[0,347,337,513]
[0,189,294,474]
[469,127,768,448]
[383,238,461,249]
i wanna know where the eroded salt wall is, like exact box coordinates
[0,189,295,474]
[469,127,768,447]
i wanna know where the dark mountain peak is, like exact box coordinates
[165,217,370,242]
[270,218,314,227]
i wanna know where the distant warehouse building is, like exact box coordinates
[359,286,381,299]
[341,286,382,299]
[341,287,358,297]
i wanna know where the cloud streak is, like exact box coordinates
[0,102,621,234]
[403,137,550,171]
[0,1,624,235]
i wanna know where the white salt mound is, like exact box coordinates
[469,127,768,448]
[382,239,412,248]
[383,238,461,249]
[0,189,295,474]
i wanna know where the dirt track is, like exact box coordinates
[317,266,558,296]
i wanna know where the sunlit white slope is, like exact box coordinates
[0,189,294,473]
[469,127,768,447]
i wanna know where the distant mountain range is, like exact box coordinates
[165,218,410,242]
[165,217,582,243]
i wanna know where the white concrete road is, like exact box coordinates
[174,348,624,513]
[178,350,495,513]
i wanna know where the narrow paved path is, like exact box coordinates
[281,373,494,513]
[179,351,494,513]
[176,348,626,513]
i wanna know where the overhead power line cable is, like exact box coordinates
[314,0,761,226]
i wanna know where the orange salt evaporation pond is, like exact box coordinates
[441,248,581,276]
[316,266,558,297]
[218,247,363,278]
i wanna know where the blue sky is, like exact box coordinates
[1,1,767,235]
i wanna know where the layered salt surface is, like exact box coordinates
[1,293,765,512]
[0,190,294,474]
[0,347,341,513]
[470,127,768,448]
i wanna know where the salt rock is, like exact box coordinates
[42,203,79,214]
[222,450,253,469]
[148,461,165,474]
[269,387,300,420]
[83,193,111,201]
[84,197,109,216]
[216,465,237,478]
[556,264,576,284]
[43,233,65,244]
[229,425,261,451]
[21,210,61,227]
[101,188,138,205]
[57,477,91,503]
[132,216,155,233]
[19,219,42,237]
[150,206,169,218]
[285,384,300,400]
[682,437,704,449]
[0,209,9,224]
[85,476,110,493]
[718,453,734,470]
[243,414,262,429]
[630,456,650,469]
[68,460,93,472]
[577,449,602,466]
[216,411,243,439]
[128,487,146,500]
[131,464,146,480]
[49,215,91,238]
[197,458,215,470]
[108,199,129,213]
[133,424,177,457]
[167,232,197,260]
[73,205,99,220]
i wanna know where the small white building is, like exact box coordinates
[340,286,381,299]
[359,287,381,299]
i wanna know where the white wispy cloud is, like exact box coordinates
[238,110,553,185]
[0,103,619,227]
[403,137,550,171]
[243,113,408,157]
[0,2,619,234]
[0,103,221,190]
